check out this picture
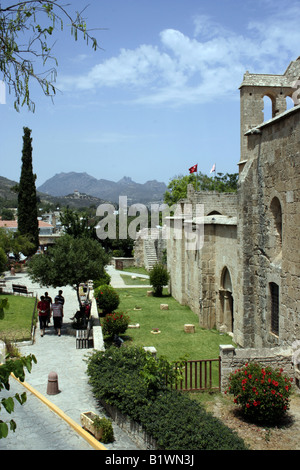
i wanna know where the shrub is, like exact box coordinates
[149,263,170,296]
[226,362,293,424]
[93,272,111,289]
[101,312,130,338]
[95,285,120,315]
[86,346,247,450]
[92,416,114,443]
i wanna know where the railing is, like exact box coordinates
[171,358,221,392]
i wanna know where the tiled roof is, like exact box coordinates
[0,220,54,228]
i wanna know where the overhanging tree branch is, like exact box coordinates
[0,1,103,111]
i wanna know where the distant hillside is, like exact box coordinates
[37,172,167,204]
[0,175,110,209]
[0,176,18,201]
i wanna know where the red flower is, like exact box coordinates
[272,380,279,386]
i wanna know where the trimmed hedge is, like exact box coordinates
[86,346,247,450]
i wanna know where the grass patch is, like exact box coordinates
[120,274,150,286]
[120,266,149,276]
[114,287,234,362]
[0,294,37,342]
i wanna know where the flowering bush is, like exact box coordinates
[226,362,293,424]
[95,285,120,315]
[101,312,130,338]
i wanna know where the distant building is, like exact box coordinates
[0,219,60,251]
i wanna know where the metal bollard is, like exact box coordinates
[47,371,60,395]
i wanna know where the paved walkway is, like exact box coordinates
[106,265,150,288]
[0,268,142,451]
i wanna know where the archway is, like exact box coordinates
[263,95,274,121]
[270,196,282,258]
[219,267,234,333]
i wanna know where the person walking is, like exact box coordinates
[55,290,65,306]
[50,298,64,336]
[37,295,49,337]
[44,291,52,327]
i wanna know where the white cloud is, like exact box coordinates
[58,4,300,107]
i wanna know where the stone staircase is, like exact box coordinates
[144,238,158,271]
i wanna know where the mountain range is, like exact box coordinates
[37,172,167,204]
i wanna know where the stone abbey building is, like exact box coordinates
[167,58,300,352]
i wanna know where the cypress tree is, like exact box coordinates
[18,127,39,255]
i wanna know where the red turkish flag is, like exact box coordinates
[189,164,198,174]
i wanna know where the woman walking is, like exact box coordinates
[50,298,64,336]
[37,295,48,337]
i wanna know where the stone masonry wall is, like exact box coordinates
[237,106,300,348]
[219,344,296,392]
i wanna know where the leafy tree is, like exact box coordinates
[0,228,35,267]
[0,353,37,439]
[0,1,99,111]
[17,127,39,256]
[60,207,97,239]
[0,246,6,273]
[27,234,110,308]
[164,172,239,205]
[0,208,14,220]
[99,214,134,257]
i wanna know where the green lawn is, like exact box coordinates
[0,294,37,342]
[120,274,150,286]
[120,267,149,275]
[113,287,234,363]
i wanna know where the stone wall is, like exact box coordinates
[237,105,300,348]
[219,344,296,392]
[239,58,300,169]
[166,58,300,351]
[167,191,238,333]
[187,185,237,216]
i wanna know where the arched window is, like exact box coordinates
[270,282,279,336]
[220,267,234,333]
[207,210,222,216]
[286,95,294,110]
[270,197,282,248]
[263,95,274,121]
[222,267,232,292]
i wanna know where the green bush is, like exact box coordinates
[92,416,114,443]
[149,263,170,296]
[93,272,111,289]
[226,362,293,424]
[101,312,130,338]
[95,285,120,315]
[86,346,247,450]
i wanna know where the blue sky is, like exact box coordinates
[1,0,300,189]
